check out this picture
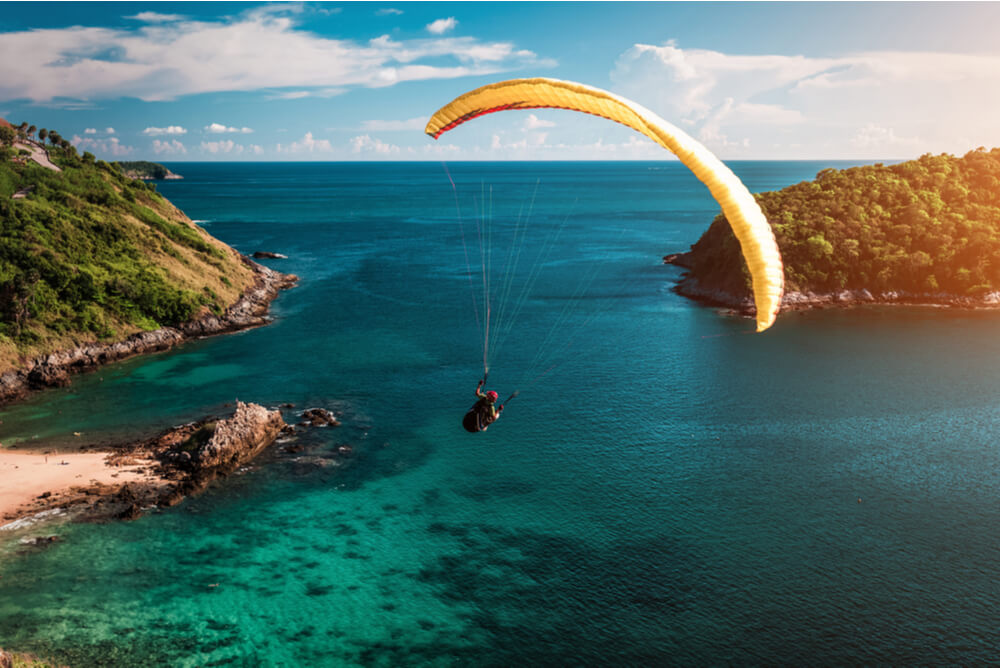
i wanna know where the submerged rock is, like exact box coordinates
[300,408,341,427]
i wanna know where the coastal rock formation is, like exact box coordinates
[151,401,286,482]
[0,259,297,405]
[252,251,287,259]
[194,401,286,470]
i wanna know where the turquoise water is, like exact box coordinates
[4,162,1000,665]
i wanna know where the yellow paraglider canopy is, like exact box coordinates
[425,77,784,332]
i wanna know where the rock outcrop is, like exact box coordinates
[193,401,286,470]
[0,259,297,405]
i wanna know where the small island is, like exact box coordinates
[116,160,183,180]
[667,147,1000,314]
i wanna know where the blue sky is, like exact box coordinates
[2,1,999,161]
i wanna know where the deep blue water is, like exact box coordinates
[3,161,1000,665]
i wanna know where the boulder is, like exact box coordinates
[26,364,70,389]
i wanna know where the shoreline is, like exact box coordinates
[0,256,297,406]
[664,252,1000,316]
[0,401,289,531]
[0,449,165,527]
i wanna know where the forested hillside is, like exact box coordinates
[680,148,1000,301]
[0,128,255,369]
[117,160,181,180]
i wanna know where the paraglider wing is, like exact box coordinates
[425,78,785,332]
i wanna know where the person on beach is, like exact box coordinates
[463,378,504,432]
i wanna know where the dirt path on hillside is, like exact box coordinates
[14,140,61,172]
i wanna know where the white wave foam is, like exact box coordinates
[0,508,66,532]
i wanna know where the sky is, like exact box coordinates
[2,1,1000,161]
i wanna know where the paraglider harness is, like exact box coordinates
[463,374,518,433]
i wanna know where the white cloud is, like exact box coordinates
[105,127,115,134]
[277,131,334,154]
[0,13,540,103]
[72,135,133,156]
[200,139,242,154]
[850,123,923,152]
[611,41,1000,158]
[523,114,555,130]
[351,134,400,154]
[426,17,458,34]
[143,125,187,136]
[478,131,663,161]
[267,87,344,100]
[376,8,404,16]
[84,128,97,134]
[205,123,253,134]
[152,139,186,154]
[360,117,425,132]
[270,91,312,100]
[421,142,462,157]
[126,12,184,23]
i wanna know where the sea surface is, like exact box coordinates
[3,161,1000,666]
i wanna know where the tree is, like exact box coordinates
[0,270,41,338]
[0,126,15,147]
[38,128,47,142]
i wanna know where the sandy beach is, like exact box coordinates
[0,449,162,525]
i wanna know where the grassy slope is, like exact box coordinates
[683,147,1000,299]
[0,150,255,371]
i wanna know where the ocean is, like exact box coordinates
[3,161,1000,665]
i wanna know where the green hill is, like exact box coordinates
[674,147,1000,307]
[0,129,256,371]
